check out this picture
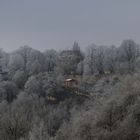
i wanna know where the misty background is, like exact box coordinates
[0,0,140,52]
[0,1,140,139]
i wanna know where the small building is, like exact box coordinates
[47,96,57,102]
[64,78,77,88]
[60,50,74,56]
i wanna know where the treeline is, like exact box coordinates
[0,39,138,102]
[0,39,139,78]
[0,39,140,140]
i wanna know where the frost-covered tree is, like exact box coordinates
[0,49,9,70]
[29,60,43,75]
[94,46,105,74]
[12,70,27,88]
[0,93,35,140]
[8,54,25,76]
[77,61,84,75]
[0,81,18,102]
[44,49,58,72]
[13,46,44,75]
[24,75,43,97]
[15,46,32,70]
[84,44,96,75]
[84,44,105,75]
[104,45,118,73]
[29,119,49,140]
[119,39,139,72]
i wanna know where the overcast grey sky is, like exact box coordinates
[0,0,140,52]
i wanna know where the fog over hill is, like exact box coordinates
[0,40,138,139]
[0,0,140,139]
